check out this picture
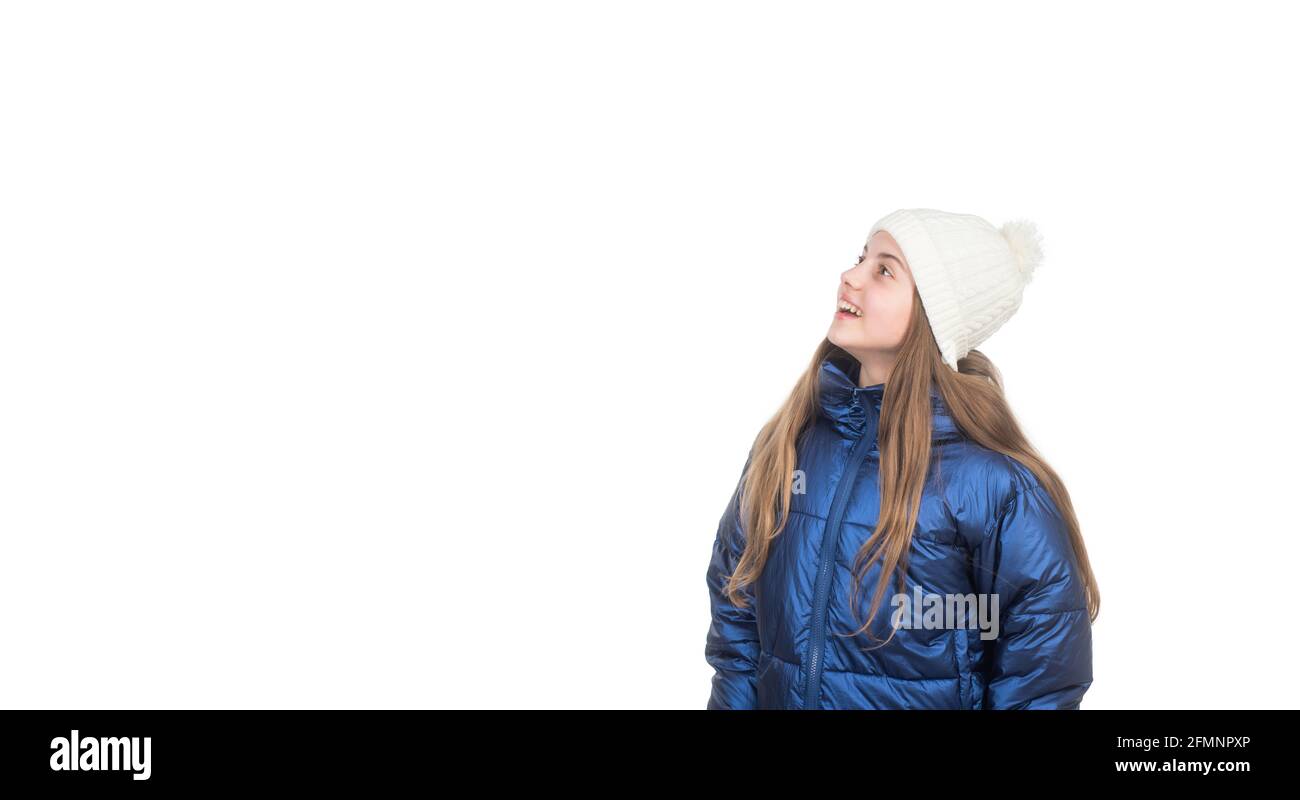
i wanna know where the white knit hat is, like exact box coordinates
[867,208,1045,371]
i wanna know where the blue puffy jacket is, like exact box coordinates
[705,350,1093,710]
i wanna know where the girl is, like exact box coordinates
[705,207,1099,710]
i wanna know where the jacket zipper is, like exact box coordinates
[801,402,879,710]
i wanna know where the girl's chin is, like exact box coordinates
[827,328,866,348]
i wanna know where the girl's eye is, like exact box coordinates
[855,254,893,278]
[852,256,894,282]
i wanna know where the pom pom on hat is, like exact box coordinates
[999,219,1044,283]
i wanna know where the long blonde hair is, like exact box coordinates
[724,291,1100,648]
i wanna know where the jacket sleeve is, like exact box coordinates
[704,451,761,710]
[972,480,1093,710]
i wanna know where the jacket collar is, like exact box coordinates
[817,348,963,442]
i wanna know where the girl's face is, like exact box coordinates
[827,230,916,367]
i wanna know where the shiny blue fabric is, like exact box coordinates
[705,349,1093,710]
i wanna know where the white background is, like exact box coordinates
[2,1,1296,709]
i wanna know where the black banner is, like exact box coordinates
[1,709,1288,787]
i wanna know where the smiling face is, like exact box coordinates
[827,229,917,384]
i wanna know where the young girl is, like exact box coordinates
[705,207,1099,710]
